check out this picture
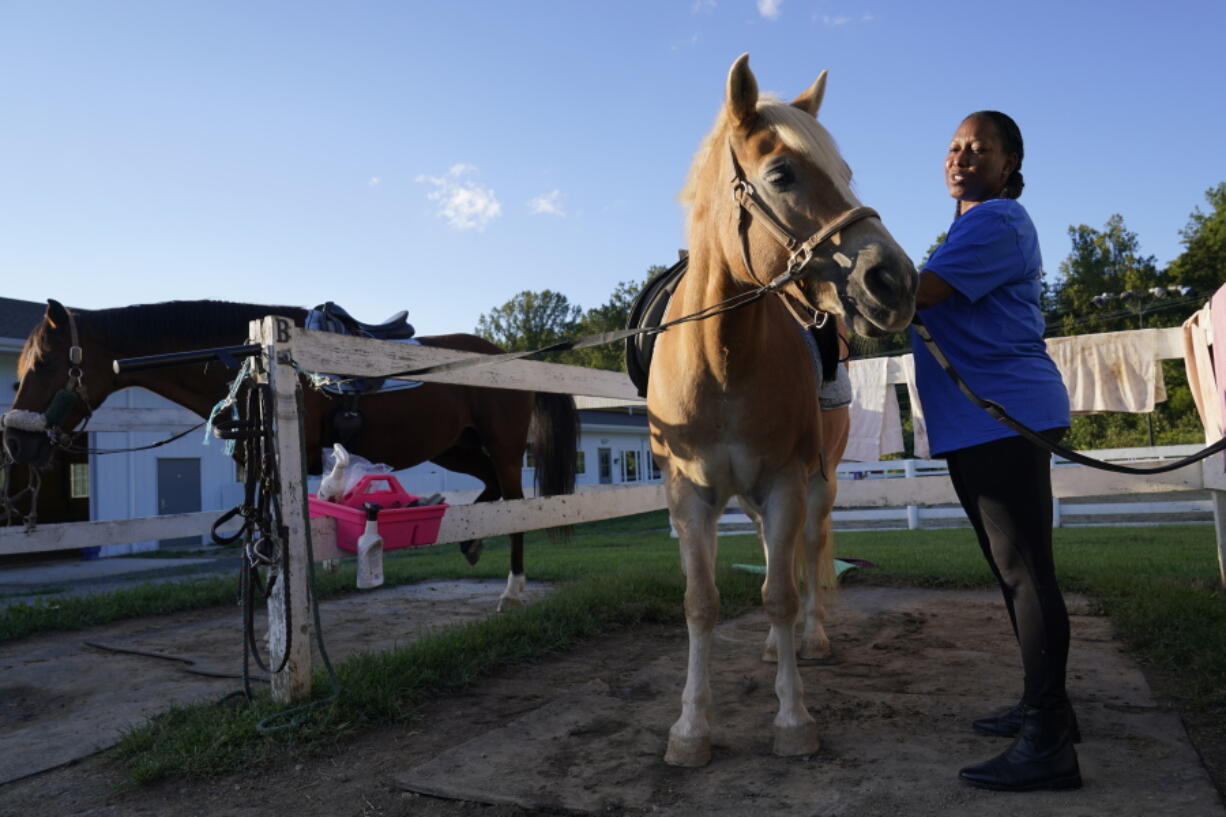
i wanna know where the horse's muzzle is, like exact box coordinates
[844,246,917,335]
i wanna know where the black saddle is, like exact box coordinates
[306,301,416,340]
[624,256,839,399]
[625,257,688,398]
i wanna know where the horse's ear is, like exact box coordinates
[726,53,759,129]
[45,299,70,331]
[792,70,828,118]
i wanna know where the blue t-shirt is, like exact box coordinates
[909,198,1069,455]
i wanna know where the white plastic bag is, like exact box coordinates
[319,444,394,502]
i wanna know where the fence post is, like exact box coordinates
[1212,489,1226,589]
[1052,497,1063,528]
[256,316,316,703]
[904,459,919,530]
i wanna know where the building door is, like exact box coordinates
[157,458,202,548]
[597,448,612,484]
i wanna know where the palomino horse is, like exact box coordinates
[1,299,576,611]
[649,55,915,766]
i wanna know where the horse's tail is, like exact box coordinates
[530,392,579,540]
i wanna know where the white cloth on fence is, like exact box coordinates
[1045,329,1166,415]
[900,354,931,459]
[845,358,905,461]
[1182,303,1221,443]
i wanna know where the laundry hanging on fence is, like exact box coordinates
[845,358,905,462]
[1045,329,1167,415]
[1182,303,1221,444]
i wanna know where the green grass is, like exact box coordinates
[10,512,1224,784]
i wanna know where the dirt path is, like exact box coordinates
[1,584,1222,817]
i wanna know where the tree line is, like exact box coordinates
[474,183,1226,450]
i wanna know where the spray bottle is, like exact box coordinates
[356,502,384,590]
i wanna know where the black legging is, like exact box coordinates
[945,429,1070,710]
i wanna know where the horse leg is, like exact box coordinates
[798,404,849,661]
[430,439,501,566]
[755,467,819,757]
[664,473,723,768]
[490,450,528,612]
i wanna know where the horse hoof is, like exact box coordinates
[496,595,525,613]
[798,640,834,663]
[664,733,711,767]
[773,721,819,757]
[459,539,484,566]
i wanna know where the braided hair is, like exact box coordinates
[968,110,1024,198]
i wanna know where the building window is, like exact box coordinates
[622,450,639,482]
[649,454,661,481]
[69,463,90,499]
[575,451,586,475]
[524,451,537,468]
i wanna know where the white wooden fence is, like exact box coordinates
[711,441,1216,532]
[3,317,1225,702]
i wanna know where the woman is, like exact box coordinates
[910,111,1081,791]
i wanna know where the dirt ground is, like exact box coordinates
[1,580,1224,817]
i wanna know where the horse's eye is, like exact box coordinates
[764,164,795,189]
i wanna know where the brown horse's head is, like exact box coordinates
[2,300,110,467]
[682,54,916,337]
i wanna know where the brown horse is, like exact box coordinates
[648,55,915,766]
[2,299,577,610]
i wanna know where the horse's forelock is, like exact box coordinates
[759,102,856,198]
[679,97,857,220]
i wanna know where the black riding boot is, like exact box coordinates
[973,700,1081,742]
[959,705,1082,791]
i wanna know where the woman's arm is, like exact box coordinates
[916,270,956,309]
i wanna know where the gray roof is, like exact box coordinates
[578,409,648,428]
[0,297,46,342]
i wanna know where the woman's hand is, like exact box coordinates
[916,270,956,309]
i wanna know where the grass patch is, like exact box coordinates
[17,512,1226,785]
[116,511,764,783]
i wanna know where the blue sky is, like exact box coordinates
[2,1,1224,336]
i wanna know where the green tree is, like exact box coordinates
[564,267,662,372]
[1048,214,1161,336]
[475,290,581,356]
[1167,181,1226,300]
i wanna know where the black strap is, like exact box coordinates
[912,317,1226,475]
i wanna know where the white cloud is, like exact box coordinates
[757,0,782,19]
[528,189,566,217]
[812,9,876,26]
[368,176,381,187]
[691,0,716,12]
[415,164,502,231]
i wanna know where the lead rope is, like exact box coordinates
[0,453,41,531]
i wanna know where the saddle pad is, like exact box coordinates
[319,338,425,396]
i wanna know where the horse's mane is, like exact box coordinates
[76,300,309,354]
[679,96,857,229]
